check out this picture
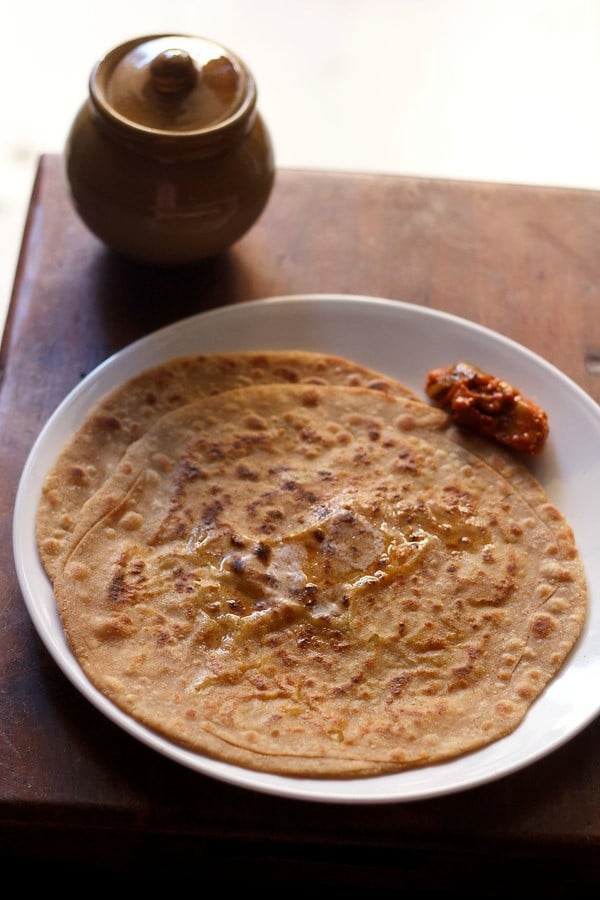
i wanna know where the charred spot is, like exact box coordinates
[95,415,122,431]
[389,672,411,696]
[450,665,474,687]
[181,460,204,481]
[236,463,259,481]
[172,461,206,504]
[253,542,272,564]
[107,571,128,605]
[302,583,318,606]
[173,566,192,593]
[229,557,245,574]
[366,380,392,393]
[198,441,225,460]
[331,631,350,653]
[240,431,270,448]
[312,528,325,543]
[68,466,87,484]
[283,480,298,491]
[532,614,555,638]
[201,500,223,526]
[266,508,283,520]
[230,534,247,549]
[396,448,419,472]
[259,522,277,535]
[295,624,319,648]
[227,598,244,612]
[300,426,322,443]
[130,560,146,586]
[273,366,300,383]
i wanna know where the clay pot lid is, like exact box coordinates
[90,33,256,137]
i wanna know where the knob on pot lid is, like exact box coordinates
[90,33,256,136]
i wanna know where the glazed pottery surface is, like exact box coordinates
[66,34,275,265]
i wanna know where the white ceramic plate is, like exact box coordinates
[13,294,600,804]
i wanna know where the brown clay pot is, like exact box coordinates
[65,34,275,265]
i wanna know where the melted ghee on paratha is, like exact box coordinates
[48,382,586,778]
[37,350,420,581]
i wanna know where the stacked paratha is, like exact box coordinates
[36,351,587,778]
[37,351,420,581]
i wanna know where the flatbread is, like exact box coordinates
[37,350,422,580]
[50,382,586,778]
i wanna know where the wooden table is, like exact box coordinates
[1,154,599,893]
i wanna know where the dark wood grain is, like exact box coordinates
[1,155,598,893]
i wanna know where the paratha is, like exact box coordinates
[48,381,586,778]
[37,350,421,580]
